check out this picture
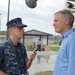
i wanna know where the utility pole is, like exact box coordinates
[0,13,1,31]
[6,0,10,40]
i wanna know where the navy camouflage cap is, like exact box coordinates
[6,17,27,28]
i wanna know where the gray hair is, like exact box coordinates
[54,9,74,27]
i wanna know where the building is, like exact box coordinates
[21,29,53,51]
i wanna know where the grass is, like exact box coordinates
[50,44,60,52]
[34,71,53,75]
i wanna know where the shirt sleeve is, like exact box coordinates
[0,46,4,70]
[68,40,75,75]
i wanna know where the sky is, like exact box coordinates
[0,0,67,35]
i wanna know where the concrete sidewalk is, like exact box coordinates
[27,51,57,75]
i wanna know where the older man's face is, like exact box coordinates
[53,13,69,35]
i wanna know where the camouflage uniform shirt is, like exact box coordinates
[0,40,28,75]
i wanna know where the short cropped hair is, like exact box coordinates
[54,9,74,27]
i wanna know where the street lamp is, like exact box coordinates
[67,0,75,1]
[6,0,10,40]
[65,1,75,13]
[65,2,74,8]
[25,0,75,9]
[25,0,38,8]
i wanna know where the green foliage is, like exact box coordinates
[0,31,10,38]
[0,31,6,35]
[50,45,60,52]
[34,71,53,75]
[26,44,36,51]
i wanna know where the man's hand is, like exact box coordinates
[26,48,37,70]
[29,49,37,61]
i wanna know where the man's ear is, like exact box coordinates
[65,18,70,25]
[9,28,14,34]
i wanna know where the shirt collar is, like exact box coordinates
[62,28,75,39]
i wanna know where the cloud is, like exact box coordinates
[0,0,66,35]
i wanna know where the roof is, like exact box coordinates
[24,29,53,36]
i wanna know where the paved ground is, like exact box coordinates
[27,51,58,75]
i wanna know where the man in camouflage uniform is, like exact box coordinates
[0,18,37,75]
